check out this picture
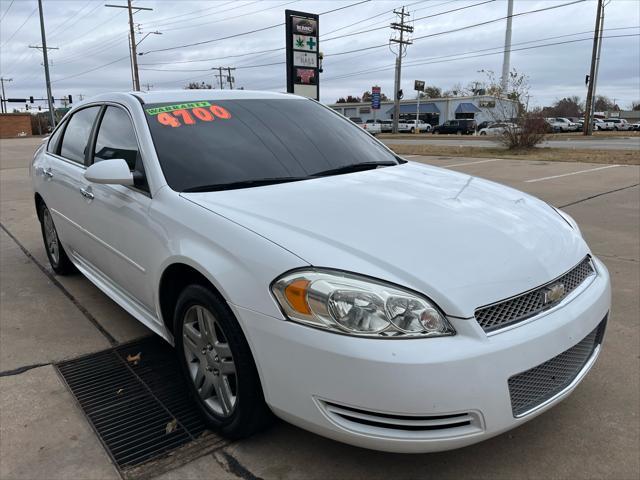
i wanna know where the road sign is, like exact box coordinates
[414,80,425,91]
[371,86,381,110]
[286,10,319,100]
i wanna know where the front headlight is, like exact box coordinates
[271,270,455,338]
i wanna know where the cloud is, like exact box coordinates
[0,0,638,109]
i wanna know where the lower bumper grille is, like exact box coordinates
[508,317,606,417]
[320,400,483,438]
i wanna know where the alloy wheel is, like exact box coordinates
[182,305,237,417]
[43,208,59,265]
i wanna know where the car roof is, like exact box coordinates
[81,89,301,106]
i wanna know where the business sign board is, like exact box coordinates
[286,10,319,100]
[371,86,381,110]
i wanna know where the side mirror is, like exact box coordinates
[84,159,134,186]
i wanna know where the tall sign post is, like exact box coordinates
[285,10,319,100]
[371,85,381,123]
[414,80,424,133]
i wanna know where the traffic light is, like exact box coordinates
[29,96,34,103]
[68,95,72,104]
[25,104,30,110]
[398,89,404,100]
[38,106,42,111]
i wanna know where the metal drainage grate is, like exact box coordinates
[56,336,224,477]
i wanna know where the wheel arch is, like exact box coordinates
[34,192,45,221]
[157,261,232,336]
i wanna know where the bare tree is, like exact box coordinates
[480,69,546,150]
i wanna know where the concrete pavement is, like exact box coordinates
[1,138,638,480]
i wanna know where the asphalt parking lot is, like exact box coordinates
[1,137,639,480]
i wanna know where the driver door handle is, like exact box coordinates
[80,187,94,200]
[43,167,54,178]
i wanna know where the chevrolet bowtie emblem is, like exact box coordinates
[543,283,566,305]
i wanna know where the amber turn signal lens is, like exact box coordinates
[284,279,311,315]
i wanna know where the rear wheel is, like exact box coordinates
[175,284,272,439]
[480,131,487,136]
[39,203,75,275]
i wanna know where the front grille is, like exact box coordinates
[508,318,606,417]
[476,256,595,333]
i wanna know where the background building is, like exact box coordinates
[329,95,519,126]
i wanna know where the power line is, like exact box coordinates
[51,55,130,83]
[141,0,236,27]
[322,33,639,82]
[47,0,95,38]
[158,1,299,33]
[322,0,496,43]
[140,0,371,55]
[325,0,587,58]
[137,0,479,66]
[0,0,15,23]
[1,6,37,48]
[143,0,253,29]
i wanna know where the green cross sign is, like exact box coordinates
[306,37,316,50]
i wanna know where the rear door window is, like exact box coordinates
[60,106,101,164]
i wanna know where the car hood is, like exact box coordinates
[182,162,589,318]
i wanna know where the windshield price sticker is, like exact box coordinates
[153,104,232,128]
[146,101,212,116]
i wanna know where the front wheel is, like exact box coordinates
[175,284,272,439]
[480,131,487,136]
[39,203,76,275]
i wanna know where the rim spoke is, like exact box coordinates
[193,364,205,389]
[199,374,214,400]
[214,342,232,358]
[213,376,232,415]
[183,323,203,356]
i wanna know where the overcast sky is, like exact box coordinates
[0,0,638,110]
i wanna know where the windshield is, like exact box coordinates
[144,98,397,192]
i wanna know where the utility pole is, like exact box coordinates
[584,0,604,135]
[32,0,57,127]
[500,0,514,92]
[105,1,153,91]
[215,67,225,89]
[0,77,12,114]
[390,7,412,134]
[226,67,236,89]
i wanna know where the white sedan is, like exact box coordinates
[478,122,520,136]
[32,90,610,453]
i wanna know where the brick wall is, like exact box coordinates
[0,113,32,138]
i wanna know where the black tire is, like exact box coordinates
[174,284,273,439]
[480,131,487,136]
[410,127,415,133]
[38,202,76,275]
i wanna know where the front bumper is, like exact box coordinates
[233,257,611,453]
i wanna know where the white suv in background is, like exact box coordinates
[606,118,631,131]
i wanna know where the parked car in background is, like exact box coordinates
[545,118,578,132]
[32,89,610,453]
[404,119,432,133]
[365,119,390,133]
[630,122,640,131]
[593,118,614,131]
[478,122,520,136]
[607,118,631,131]
[432,119,476,135]
[350,117,380,136]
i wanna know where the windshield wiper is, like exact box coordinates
[311,161,398,178]
[182,176,309,192]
